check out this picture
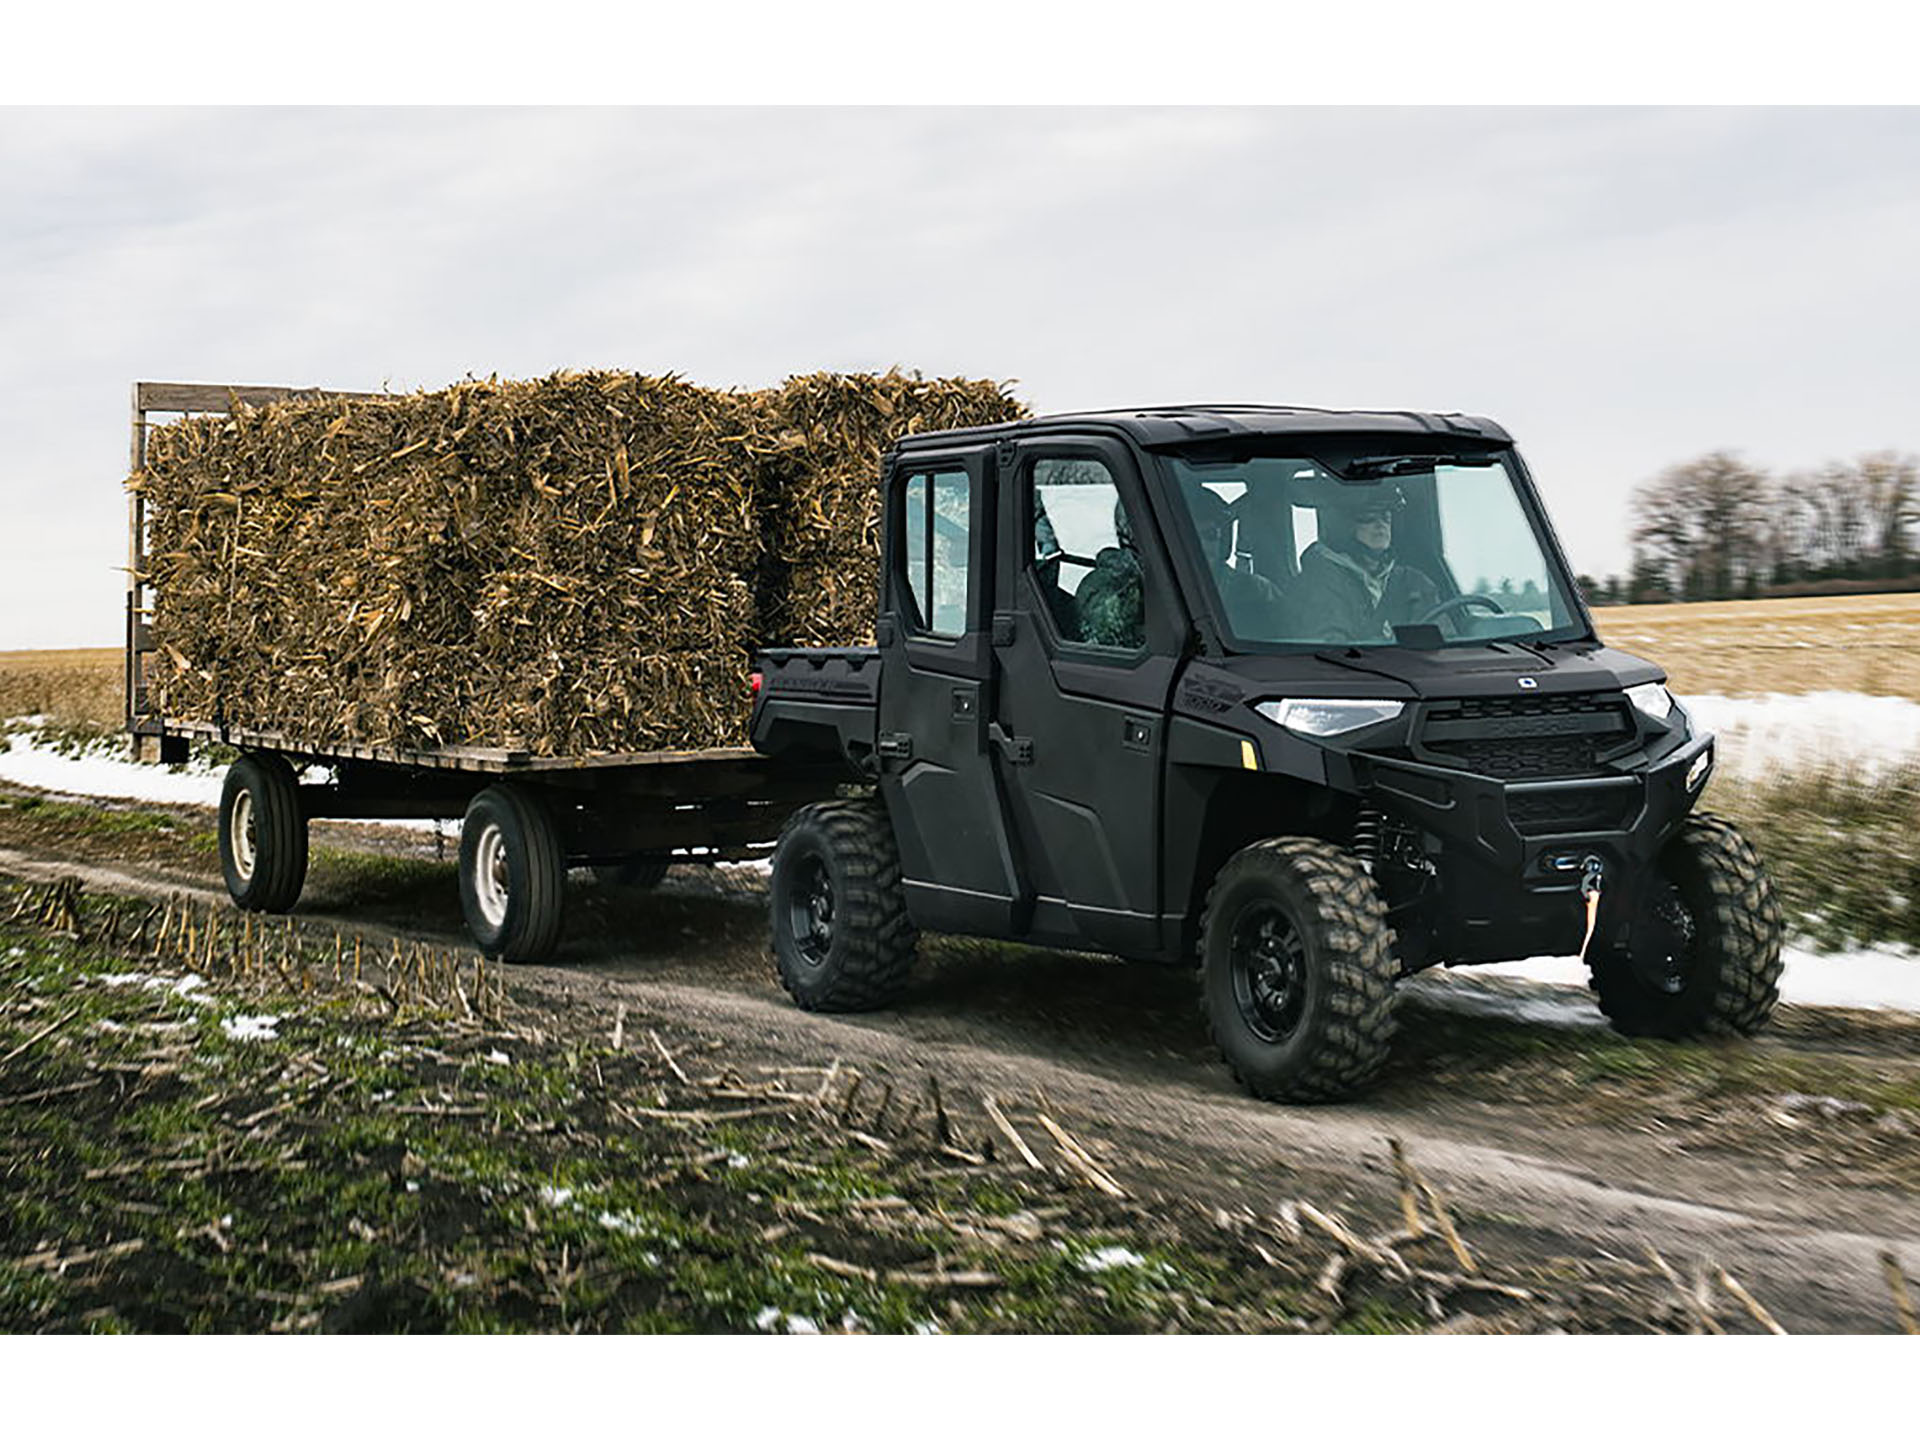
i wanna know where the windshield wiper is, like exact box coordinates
[1344,453,1502,480]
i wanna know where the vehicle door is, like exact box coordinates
[990,436,1185,957]
[874,448,1023,934]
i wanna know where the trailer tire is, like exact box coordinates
[460,784,566,965]
[219,753,309,913]
[770,799,918,1012]
[1200,838,1399,1103]
[1589,812,1783,1039]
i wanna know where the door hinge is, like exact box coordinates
[991,612,1016,647]
[877,732,914,762]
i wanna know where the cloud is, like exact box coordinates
[5,107,1920,646]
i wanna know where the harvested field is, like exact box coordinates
[0,649,121,734]
[132,370,1023,757]
[1595,593,1920,702]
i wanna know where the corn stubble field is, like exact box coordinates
[4,579,1920,1330]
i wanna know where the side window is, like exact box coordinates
[1030,457,1146,651]
[900,468,971,637]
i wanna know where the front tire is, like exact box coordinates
[459,784,566,964]
[1589,813,1783,1038]
[1200,838,1399,1103]
[219,752,308,913]
[770,799,917,1012]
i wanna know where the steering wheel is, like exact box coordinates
[1415,593,1508,626]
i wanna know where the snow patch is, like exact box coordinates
[1685,691,1920,780]
[220,1013,281,1042]
[1076,1245,1152,1273]
[1448,938,1920,1018]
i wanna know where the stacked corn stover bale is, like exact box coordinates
[134,370,1024,756]
[756,371,1025,646]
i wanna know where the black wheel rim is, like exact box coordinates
[1229,903,1308,1043]
[788,854,835,968]
[1633,877,1698,995]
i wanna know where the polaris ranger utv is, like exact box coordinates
[752,405,1784,1102]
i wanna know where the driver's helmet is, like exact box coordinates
[1315,483,1405,554]
[1314,482,1406,523]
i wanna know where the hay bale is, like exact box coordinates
[755,371,1026,646]
[134,368,1024,756]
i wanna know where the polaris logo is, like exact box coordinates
[1517,677,1539,689]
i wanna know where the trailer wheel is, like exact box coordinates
[592,858,671,891]
[1589,812,1783,1039]
[460,784,566,965]
[1200,838,1399,1103]
[219,753,309,913]
[770,799,918,1012]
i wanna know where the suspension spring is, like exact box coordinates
[1352,804,1384,872]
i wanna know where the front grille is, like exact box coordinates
[1508,784,1642,835]
[1426,735,1608,780]
[1417,691,1633,780]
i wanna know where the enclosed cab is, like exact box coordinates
[755,405,1782,1101]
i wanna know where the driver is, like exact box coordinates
[1291,486,1440,644]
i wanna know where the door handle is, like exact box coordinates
[988,723,1034,765]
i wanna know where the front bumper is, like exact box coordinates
[1332,731,1714,963]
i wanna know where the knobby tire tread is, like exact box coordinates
[1589,811,1783,1038]
[1200,837,1399,1103]
[772,798,918,1013]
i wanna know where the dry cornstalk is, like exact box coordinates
[1882,1251,1920,1336]
[1386,1136,1426,1238]
[981,1093,1046,1171]
[1296,1200,1410,1278]
[648,1029,690,1085]
[610,1004,626,1051]
[1032,1111,1127,1199]
[1716,1268,1786,1335]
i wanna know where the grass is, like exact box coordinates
[12,877,1643,1334]
[1711,760,1920,951]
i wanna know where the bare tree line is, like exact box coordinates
[1578,450,1920,605]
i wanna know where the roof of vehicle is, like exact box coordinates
[893,404,1514,452]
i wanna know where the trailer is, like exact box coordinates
[126,381,844,962]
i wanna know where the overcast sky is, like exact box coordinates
[6,105,1919,649]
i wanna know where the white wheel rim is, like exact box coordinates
[474,822,510,928]
[231,789,257,883]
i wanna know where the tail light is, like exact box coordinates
[750,671,763,697]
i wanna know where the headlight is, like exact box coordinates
[1625,682,1676,722]
[1686,744,1713,792]
[1255,698,1405,737]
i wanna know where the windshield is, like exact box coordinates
[1159,450,1585,650]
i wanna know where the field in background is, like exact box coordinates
[1595,593,1920,702]
[0,648,121,733]
[6,595,1917,739]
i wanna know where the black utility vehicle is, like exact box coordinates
[755,406,1784,1100]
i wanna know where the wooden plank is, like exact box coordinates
[133,381,383,416]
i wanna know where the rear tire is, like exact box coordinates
[1200,838,1399,1103]
[770,799,917,1012]
[219,753,308,913]
[1589,812,1783,1038]
[459,784,566,965]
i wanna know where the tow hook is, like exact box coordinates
[1575,855,1604,965]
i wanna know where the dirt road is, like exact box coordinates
[3,784,1917,1333]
